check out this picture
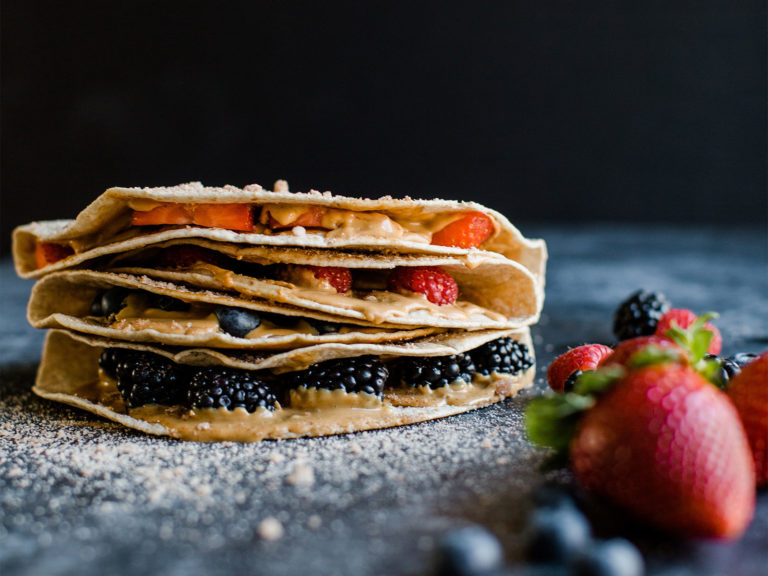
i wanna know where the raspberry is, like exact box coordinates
[35,242,74,269]
[387,266,458,306]
[431,211,495,249]
[656,309,722,355]
[547,344,614,392]
[308,266,352,293]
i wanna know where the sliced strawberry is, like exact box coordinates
[431,211,495,249]
[132,203,193,226]
[571,364,755,538]
[155,245,225,269]
[306,266,352,293]
[547,344,614,392]
[190,204,253,232]
[35,242,74,269]
[387,266,458,306]
[656,309,722,355]
[728,351,768,485]
[265,206,327,230]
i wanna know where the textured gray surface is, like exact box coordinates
[1,225,767,576]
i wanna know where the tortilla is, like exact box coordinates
[34,328,535,442]
[104,239,541,326]
[28,270,442,349]
[13,181,547,286]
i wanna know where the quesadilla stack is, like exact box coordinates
[13,181,546,441]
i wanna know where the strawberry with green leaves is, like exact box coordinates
[527,318,756,539]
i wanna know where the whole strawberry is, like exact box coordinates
[727,351,768,486]
[656,309,722,355]
[571,364,755,538]
[547,344,614,392]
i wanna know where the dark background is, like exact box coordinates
[2,1,766,252]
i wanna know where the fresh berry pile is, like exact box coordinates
[188,368,278,412]
[527,290,766,541]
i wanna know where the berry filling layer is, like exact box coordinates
[97,337,534,415]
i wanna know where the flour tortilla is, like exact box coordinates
[34,328,535,442]
[105,239,541,326]
[29,264,538,347]
[13,182,547,286]
[28,270,441,349]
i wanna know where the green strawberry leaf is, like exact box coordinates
[525,393,595,454]
[664,311,719,365]
[697,355,728,390]
[626,346,684,368]
[573,365,625,394]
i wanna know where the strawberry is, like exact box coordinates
[727,351,768,485]
[34,242,74,269]
[155,245,225,269]
[431,211,495,249]
[656,309,722,355]
[600,335,680,368]
[547,344,614,392]
[132,203,254,232]
[307,266,352,293]
[570,363,755,538]
[387,266,458,306]
[527,337,756,539]
[263,206,328,230]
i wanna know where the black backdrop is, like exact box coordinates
[2,1,766,251]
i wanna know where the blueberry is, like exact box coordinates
[100,288,129,317]
[215,307,261,338]
[307,318,342,334]
[435,525,504,576]
[729,352,758,370]
[527,505,591,564]
[90,294,104,316]
[574,539,644,576]
[146,293,190,312]
[532,483,576,510]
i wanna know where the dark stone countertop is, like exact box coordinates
[1,224,767,576]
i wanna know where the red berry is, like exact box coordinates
[600,335,680,368]
[156,245,224,269]
[307,266,352,293]
[571,364,755,538]
[656,309,722,355]
[728,351,768,486]
[431,211,495,249]
[387,266,458,306]
[547,345,614,392]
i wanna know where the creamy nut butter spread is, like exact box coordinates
[16,180,546,441]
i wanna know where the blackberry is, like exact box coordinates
[98,347,125,378]
[188,368,277,412]
[112,350,188,408]
[396,353,475,389]
[704,353,758,389]
[470,337,534,376]
[613,290,670,341]
[91,287,129,317]
[284,356,388,396]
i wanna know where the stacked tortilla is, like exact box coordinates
[13,181,546,441]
